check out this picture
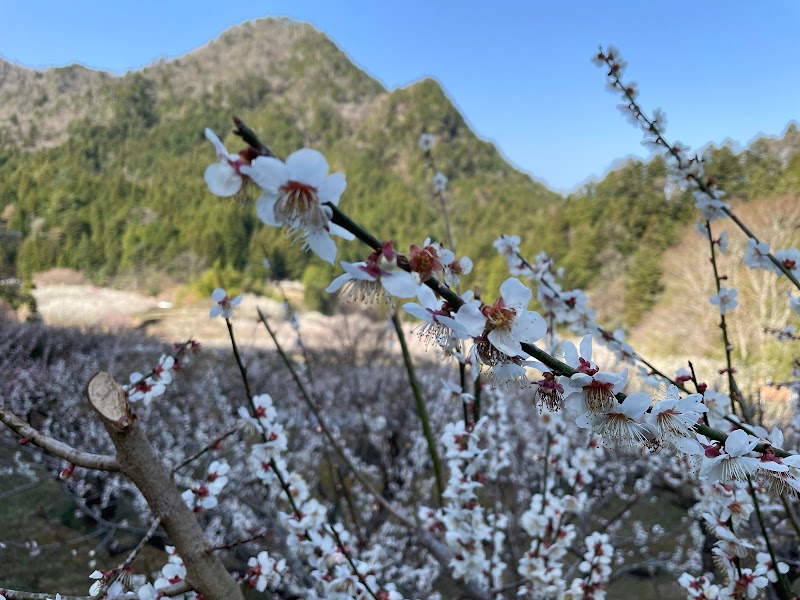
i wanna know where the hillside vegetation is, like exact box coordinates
[1,17,800,329]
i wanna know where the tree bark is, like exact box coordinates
[86,372,243,600]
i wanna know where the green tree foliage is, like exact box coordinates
[1,18,799,325]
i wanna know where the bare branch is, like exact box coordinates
[0,583,191,600]
[0,405,119,471]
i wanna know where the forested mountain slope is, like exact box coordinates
[1,17,798,325]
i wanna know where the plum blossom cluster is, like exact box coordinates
[136,547,197,599]
[181,459,230,512]
[124,353,175,406]
[326,237,472,309]
[415,276,547,385]
[419,416,499,584]
[244,550,287,593]
[205,131,355,264]
[517,492,581,597]
[85,546,197,599]
[122,340,200,406]
[12,50,800,598]
[676,480,794,600]
[492,239,643,370]
[123,340,200,406]
[242,393,403,599]
[326,241,421,305]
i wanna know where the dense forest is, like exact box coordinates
[1,18,799,326]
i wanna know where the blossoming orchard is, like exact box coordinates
[4,45,800,600]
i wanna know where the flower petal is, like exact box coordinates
[382,271,421,298]
[579,335,593,363]
[204,128,228,157]
[725,429,757,457]
[499,277,532,310]
[204,163,242,197]
[563,341,579,367]
[511,310,546,345]
[455,302,487,337]
[317,172,347,206]
[488,328,522,358]
[286,148,328,188]
[305,230,337,264]
[256,193,281,227]
[327,221,356,241]
[618,392,651,419]
[341,261,375,281]
[241,156,288,191]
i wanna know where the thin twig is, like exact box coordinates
[89,517,162,600]
[172,425,241,474]
[391,310,445,505]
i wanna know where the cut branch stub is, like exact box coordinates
[87,371,136,432]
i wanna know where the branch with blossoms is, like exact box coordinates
[491,233,800,595]
[594,45,800,296]
[221,91,800,595]
[227,109,800,454]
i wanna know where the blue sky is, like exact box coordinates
[1,1,798,191]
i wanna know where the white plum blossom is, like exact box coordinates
[418,132,435,152]
[154,562,193,599]
[125,371,166,406]
[407,238,454,281]
[755,551,789,583]
[470,277,547,359]
[403,285,469,352]
[124,351,176,406]
[182,460,229,512]
[246,550,286,592]
[443,255,473,288]
[238,393,278,434]
[700,429,760,484]
[578,391,653,448]
[203,128,253,197]
[433,171,448,193]
[678,572,720,599]
[326,242,420,303]
[241,148,355,264]
[648,386,707,447]
[89,570,124,597]
[709,287,738,315]
[743,238,774,270]
[151,354,174,386]
[210,287,243,319]
[693,190,730,221]
[492,234,521,262]
[774,247,800,280]
[561,335,628,416]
